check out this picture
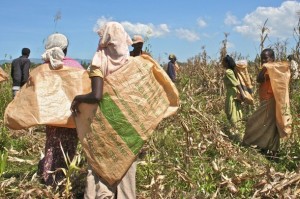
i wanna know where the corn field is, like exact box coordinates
[1,20,300,198]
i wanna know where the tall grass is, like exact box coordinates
[0,63,12,116]
[0,64,12,178]
[0,57,300,198]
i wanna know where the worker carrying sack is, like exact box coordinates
[4,64,91,129]
[75,54,179,185]
[235,60,254,105]
[4,54,179,185]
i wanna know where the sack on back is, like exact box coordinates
[235,60,254,105]
[75,55,179,185]
[4,64,91,130]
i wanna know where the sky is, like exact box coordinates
[1,0,300,64]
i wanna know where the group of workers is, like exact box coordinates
[3,19,297,198]
[223,49,295,161]
[5,21,180,199]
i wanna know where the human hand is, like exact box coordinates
[70,97,81,116]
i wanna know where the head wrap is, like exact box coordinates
[91,21,132,77]
[41,33,68,69]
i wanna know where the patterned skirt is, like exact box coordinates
[38,126,78,186]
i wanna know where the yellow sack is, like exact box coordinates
[235,60,254,105]
[264,61,292,137]
[0,67,9,83]
[4,64,91,130]
[75,55,179,185]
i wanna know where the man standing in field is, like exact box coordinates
[11,48,31,98]
[130,35,151,57]
[167,54,177,82]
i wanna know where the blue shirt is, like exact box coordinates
[167,61,176,82]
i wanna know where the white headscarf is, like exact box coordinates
[91,21,132,77]
[41,33,68,69]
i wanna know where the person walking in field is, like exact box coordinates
[222,55,244,125]
[71,21,137,199]
[37,33,84,186]
[243,48,292,160]
[11,48,31,98]
[71,21,179,199]
[167,54,177,82]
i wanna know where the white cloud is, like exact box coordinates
[175,28,200,42]
[93,16,170,38]
[121,22,170,37]
[234,1,300,40]
[197,18,207,28]
[93,16,202,42]
[224,12,240,26]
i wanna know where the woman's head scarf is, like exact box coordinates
[91,21,132,77]
[42,33,68,69]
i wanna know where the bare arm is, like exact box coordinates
[71,76,103,116]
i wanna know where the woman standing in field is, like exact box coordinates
[222,55,244,125]
[71,21,137,199]
[38,33,84,186]
[243,48,292,160]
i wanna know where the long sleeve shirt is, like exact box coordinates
[11,56,31,87]
[167,61,176,82]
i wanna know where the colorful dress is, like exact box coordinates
[223,69,243,124]
[38,57,83,185]
[38,126,79,185]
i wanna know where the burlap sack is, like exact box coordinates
[4,64,91,130]
[75,55,179,185]
[0,67,9,83]
[235,60,254,105]
[264,61,292,137]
